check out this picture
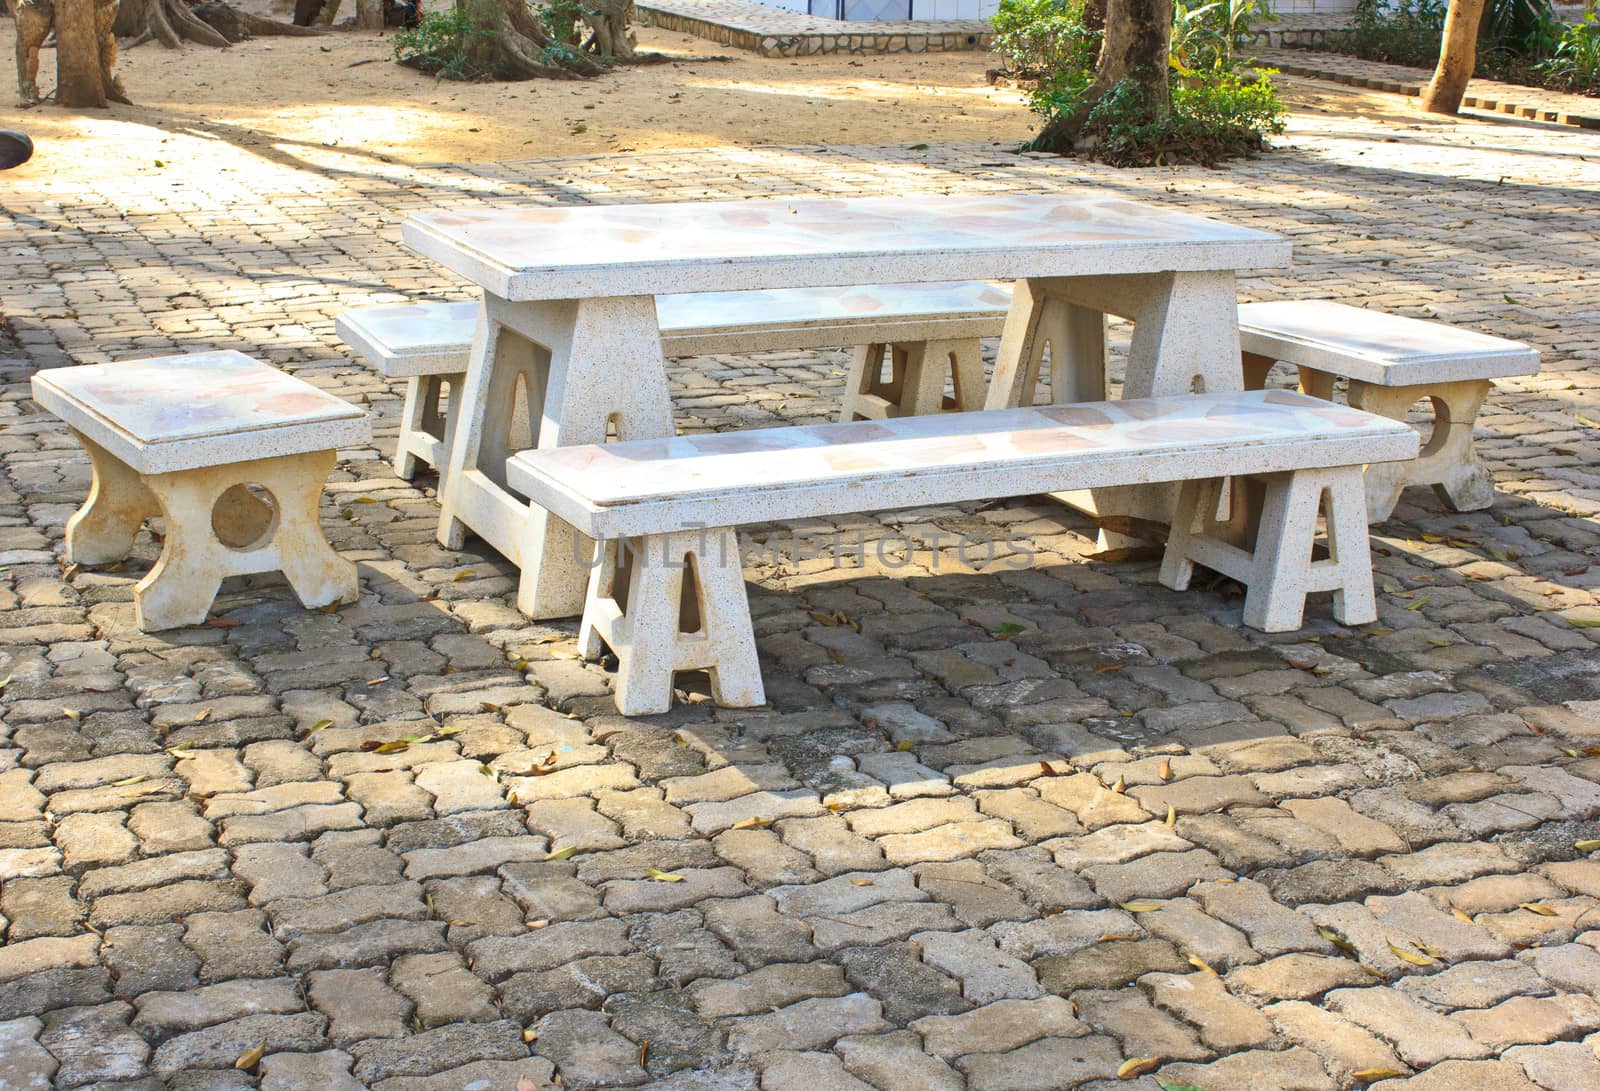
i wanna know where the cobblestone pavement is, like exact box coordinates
[2,94,1600,1091]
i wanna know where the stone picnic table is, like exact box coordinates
[400,193,1293,620]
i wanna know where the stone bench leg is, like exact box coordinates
[1159,465,1375,633]
[395,372,464,481]
[127,450,357,631]
[840,338,985,422]
[580,527,763,716]
[1348,379,1494,520]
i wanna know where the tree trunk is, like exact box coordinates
[117,0,323,46]
[355,0,383,30]
[1031,0,1171,152]
[452,0,607,78]
[1421,0,1488,114]
[55,0,109,106]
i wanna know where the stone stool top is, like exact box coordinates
[31,351,371,475]
[1238,300,1540,385]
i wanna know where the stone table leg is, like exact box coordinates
[65,434,160,567]
[990,272,1244,547]
[435,293,674,620]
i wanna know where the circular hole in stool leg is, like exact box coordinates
[1410,396,1441,457]
[212,484,279,551]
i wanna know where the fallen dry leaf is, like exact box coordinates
[234,1042,265,1070]
[644,868,684,882]
[1387,939,1436,966]
[1117,1057,1160,1080]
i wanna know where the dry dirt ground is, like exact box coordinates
[0,16,1432,178]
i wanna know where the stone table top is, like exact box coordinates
[403,192,1292,302]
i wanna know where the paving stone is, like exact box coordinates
[728,994,884,1055]
[1502,1041,1600,1091]
[755,1051,874,1091]
[910,996,1087,1061]
[912,929,1043,1003]
[1073,987,1209,1062]
[0,1016,58,1090]
[1084,848,1230,905]
[1226,953,1378,1003]
[1145,966,1280,1055]
[466,919,633,981]
[702,896,819,967]
[182,910,286,982]
[532,1009,648,1087]
[259,1050,365,1091]
[133,978,305,1040]
[308,967,414,1047]
[1155,1046,1337,1091]
[954,1034,1123,1091]
[1368,1058,1539,1090]
[690,962,848,1018]
[38,1003,151,1089]
[835,1031,963,1091]
[390,952,498,1027]
[349,1020,530,1084]
[1267,1000,1409,1084]
[837,942,970,1023]
[1327,987,1492,1067]
[1395,958,1551,1010]
[1035,937,1188,991]
[1191,878,1332,957]
[150,1012,329,1073]
[1453,994,1600,1051]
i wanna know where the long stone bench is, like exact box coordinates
[1237,301,1540,521]
[336,283,1012,480]
[505,390,1419,715]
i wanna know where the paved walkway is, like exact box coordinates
[1258,47,1600,129]
[2,98,1600,1090]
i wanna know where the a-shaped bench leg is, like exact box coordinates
[841,338,985,421]
[65,434,161,567]
[1160,466,1375,633]
[1348,378,1494,519]
[580,528,763,716]
[395,372,464,480]
[136,451,358,631]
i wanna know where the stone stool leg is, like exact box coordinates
[65,434,161,566]
[1241,351,1278,391]
[1348,379,1494,519]
[136,450,357,631]
[580,528,762,716]
[395,372,463,480]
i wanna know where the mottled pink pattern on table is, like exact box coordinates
[35,351,364,444]
[410,193,1282,274]
[522,390,1403,508]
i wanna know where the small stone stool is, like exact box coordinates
[31,351,371,631]
[1238,301,1540,521]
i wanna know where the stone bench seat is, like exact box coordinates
[506,390,1419,715]
[1238,300,1540,520]
[336,282,1013,480]
[31,351,369,631]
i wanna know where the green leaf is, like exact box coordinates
[991,622,1026,635]
[643,868,684,882]
[544,846,578,861]
[1569,619,1600,628]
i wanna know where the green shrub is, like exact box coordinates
[1080,70,1285,166]
[394,8,501,81]
[1349,0,1445,68]
[992,0,1100,120]
[1171,0,1274,74]
[1538,12,1600,91]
